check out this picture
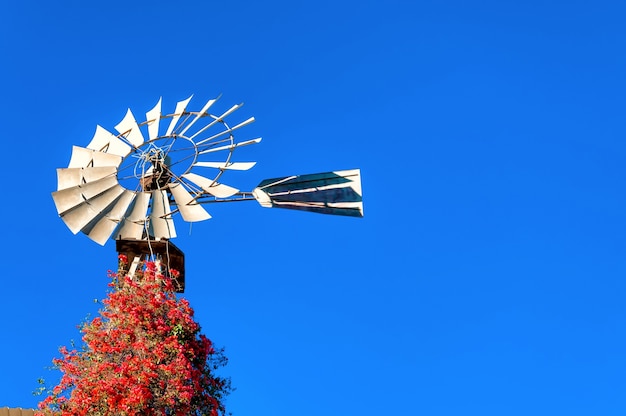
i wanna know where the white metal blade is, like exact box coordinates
[92,151,122,168]
[150,189,176,239]
[52,176,119,215]
[188,104,242,140]
[87,222,117,245]
[56,168,82,191]
[182,173,239,198]
[165,95,193,137]
[117,192,150,240]
[60,185,125,234]
[146,97,162,140]
[57,166,117,191]
[87,125,132,157]
[198,138,262,155]
[85,190,136,245]
[68,146,123,168]
[178,96,220,137]
[169,182,211,222]
[115,108,145,147]
[196,117,256,146]
[214,103,243,122]
[68,146,93,168]
[193,161,256,171]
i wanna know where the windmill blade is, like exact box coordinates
[165,95,193,137]
[198,138,262,155]
[116,192,150,240]
[169,182,212,222]
[58,185,125,234]
[56,166,117,191]
[252,169,363,217]
[87,125,132,157]
[68,146,123,168]
[84,190,137,245]
[178,95,220,137]
[115,108,145,148]
[182,172,239,198]
[188,103,242,141]
[193,161,256,171]
[196,117,256,146]
[150,189,177,239]
[56,168,83,191]
[145,97,162,140]
[52,176,120,215]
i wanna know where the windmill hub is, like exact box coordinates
[118,138,197,192]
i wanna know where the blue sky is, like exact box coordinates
[1,0,626,414]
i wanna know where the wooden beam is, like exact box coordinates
[116,239,186,292]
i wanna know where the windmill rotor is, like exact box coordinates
[52,95,261,246]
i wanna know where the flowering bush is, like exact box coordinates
[37,257,231,416]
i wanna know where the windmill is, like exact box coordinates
[51,95,363,291]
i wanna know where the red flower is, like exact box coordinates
[37,265,231,416]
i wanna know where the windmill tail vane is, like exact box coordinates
[51,95,363,291]
[253,169,363,217]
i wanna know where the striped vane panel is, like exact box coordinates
[252,169,363,217]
